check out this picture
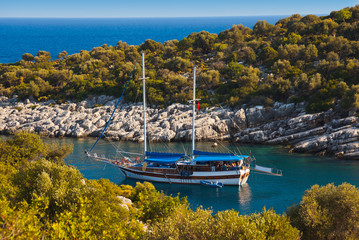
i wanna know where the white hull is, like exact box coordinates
[118,166,250,186]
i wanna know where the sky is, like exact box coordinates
[0,0,358,18]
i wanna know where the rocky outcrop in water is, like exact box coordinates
[0,95,358,160]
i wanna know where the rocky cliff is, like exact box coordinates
[0,95,358,160]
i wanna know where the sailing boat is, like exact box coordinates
[87,52,281,185]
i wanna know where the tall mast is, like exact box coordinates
[142,52,147,154]
[192,66,196,159]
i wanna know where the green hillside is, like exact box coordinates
[1,6,359,113]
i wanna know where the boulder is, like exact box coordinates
[80,119,93,130]
[196,125,219,141]
[245,106,267,127]
[249,130,266,143]
[274,102,296,119]
[149,128,176,142]
[95,119,106,128]
[330,117,358,129]
[291,135,329,153]
[70,127,86,137]
[267,126,327,145]
[233,109,246,130]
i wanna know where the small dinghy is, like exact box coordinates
[200,180,224,188]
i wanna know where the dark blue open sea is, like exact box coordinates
[0,16,285,63]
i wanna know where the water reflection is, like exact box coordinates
[215,187,221,198]
[238,183,252,209]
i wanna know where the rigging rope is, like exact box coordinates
[103,132,121,152]
[88,57,140,153]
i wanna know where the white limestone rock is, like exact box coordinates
[233,108,246,130]
[291,135,329,153]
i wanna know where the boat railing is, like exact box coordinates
[273,168,283,176]
[87,152,107,160]
[116,150,143,156]
[248,155,282,176]
[252,164,283,176]
[87,152,132,167]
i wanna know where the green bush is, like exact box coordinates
[149,207,300,240]
[0,133,145,239]
[14,106,22,112]
[287,183,359,240]
[29,104,38,110]
[131,181,187,222]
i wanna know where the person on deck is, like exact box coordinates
[222,163,227,171]
[239,159,243,167]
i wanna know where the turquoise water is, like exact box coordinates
[51,137,359,215]
[0,16,286,63]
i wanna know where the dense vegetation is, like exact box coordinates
[288,183,359,239]
[1,6,359,113]
[1,132,359,239]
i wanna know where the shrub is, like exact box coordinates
[149,207,300,240]
[287,183,359,240]
[131,181,186,222]
[14,106,22,112]
[0,131,44,166]
[29,104,38,110]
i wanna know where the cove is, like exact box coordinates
[47,137,359,214]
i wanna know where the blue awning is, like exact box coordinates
[145,156,182,164]
[145,151,185,158]
[193,150,235,156]
[194,155,249,162]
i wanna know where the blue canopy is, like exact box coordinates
[144,151,185,164]
[145,156,182,164]
[194,155,249,162]
[145,151,185,158]
[193,150,234,156]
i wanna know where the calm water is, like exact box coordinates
[0,16,286,63]
[46,137,359,215]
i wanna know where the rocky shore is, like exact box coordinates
[0,95,358,160]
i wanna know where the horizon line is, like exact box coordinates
[0,14,325,19]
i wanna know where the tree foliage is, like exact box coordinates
[149,206,300,239]
[0,132,72,167]
[287,183,359,240]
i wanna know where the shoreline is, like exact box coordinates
[1,95,358,160]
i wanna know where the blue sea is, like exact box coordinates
[0,16,285,63]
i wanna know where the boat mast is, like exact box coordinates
[192,66,196,160]
[142,52,147,154]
